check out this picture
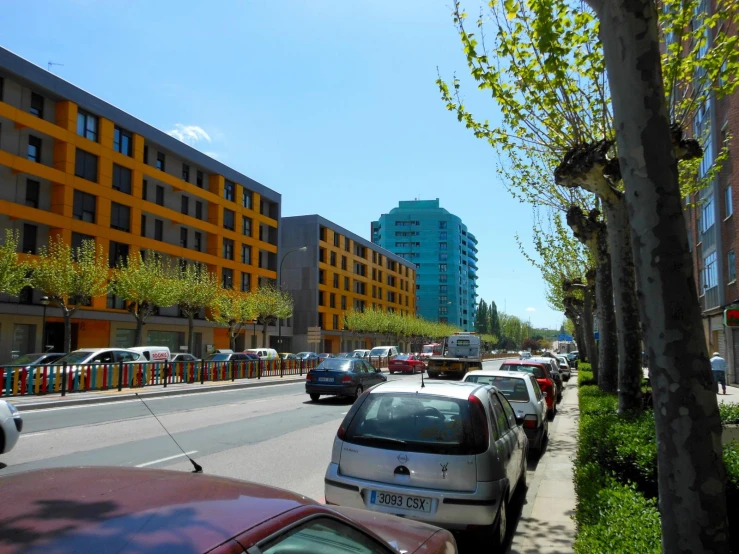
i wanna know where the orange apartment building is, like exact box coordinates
[0,47,281,360]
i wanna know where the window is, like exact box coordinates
[439,306,448,315]
[143,145,149,164]
[319,269,325,285]
[241,244,251,264]
[110,202,131,232]
[155,185,164,206]
[439,264,447,272]
[439,295,448,304]
[225,180,235,201]
[196,170,204,188]
[334,233,341,247]
[439,253,448,262]
[341,256,347,270]
[182,163,190,182]
[22,224,37,254]
[181,195,189,215]
[25,179,40,209]
[114,126,132,156]
[223,209,235,231]
[140,214,147,237]
[439,221,447,229]
[154,219,163,241]
[180,227,188,248]
[344,276,350,291]
[333,315,339,330]
[341,295,347,310]
[75,149,98,182]
[319,291,325,306]
[73,190,96,222]
[222,267,233,289]
[142,180,148,201]
[726,186,733,218]
[728,250,737,283]
[223,238,234,260]
[702,252,718,290]
[77,109,98,141]
[345,237,351,252]
[108,241,129,267]
[242,188,252,209]
[701,194,716,233]
[194,231,202,252]
[242,216,252,236]
[28,136,41,162]
[439,273,447,282]
[440,285,448,293]
[439,242,448,250]
[112,164,132,194]
[30,92,44,118]
[330,252,337,266]
[156,152,166,171]
[330,293,336,308]
[241,272,251,292]
[333,273,339,288]
[72,232,94,253]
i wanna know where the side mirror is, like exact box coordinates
[542,391,548,398]
[515,415,525,426]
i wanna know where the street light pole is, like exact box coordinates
[278,246,307,352]
[40,295,50,352]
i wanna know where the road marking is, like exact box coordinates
[19,431,48,438]
[136,451,198,467]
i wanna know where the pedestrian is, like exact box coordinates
[710,352,727,395]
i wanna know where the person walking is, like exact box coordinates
[711,352,727,395]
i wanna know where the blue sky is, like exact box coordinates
[3,0,563,329]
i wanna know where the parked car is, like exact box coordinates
[296,352,320,360]
[463,370,548,454]
[556,355,572,381]
[368,346,399,359]
[567,351,579,363]
[351,349,371,359]
[531,356,563,403]
[53,348,142,376]
[306,357,386,402]
[499,360,557,419]
[336,352,353,358]
[2,352,66,383]
[0,399,22,454]
[171,353,198,363]
[129,346,171,362]
[519,351,532,360]
[205,350,254,363]
[325,380,528,546]
[318,353,336,362]
[389,353,426,374]
[280,352,298,360]
[246,348,279,360]
[0,466,458,553]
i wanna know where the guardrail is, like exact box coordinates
[0,358,320,398]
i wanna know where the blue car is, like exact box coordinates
[306,358,386,402]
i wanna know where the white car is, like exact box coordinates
[0,400,22,454]
[351,349,371,359]
[463,369,548,454]
[556,356,572,381]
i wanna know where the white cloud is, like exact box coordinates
[526,307,536,312]
[166,124,212,146]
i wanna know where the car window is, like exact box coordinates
[498,392,518,428]
[363,360,376,372]
[91,351,114,364]
[486,376,529,402]
[530,376,543,401]
[318,359,352,371]
[500,363,545,379]
[115,351,138,363]
[354,361,367,373]
[261,516,391,554]
[488,393,510,435]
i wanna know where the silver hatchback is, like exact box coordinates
[324,380,528,545]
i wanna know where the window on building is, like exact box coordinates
[141,214,147,237]
[182,163,190,182]
[75,149,98,182]
[242,216,252,236]
[439,221,447,229]
[241,272,251,292]
[195,201,203,220]
[22,224,37,254]
[194,231,202,252]
[110,202,131,232]
[341,295,347,310]
[28,135,41,162]
[242,188,252,209]
[702,252,718,291]
[112,164,132,194]
[76,109,98,141]
[330,293,336,308]
[71,232,94,254]
[439,242,448,250]
[25,179,40,209]
[225,180,235,202]
[318,291,325,306]
[729,250,737,283]
[180,227,188,249]
[344,276,350,291]
[196,170,204,188]
[143,145,149,164]
[439,306,448,316]
[332,314,339,330]
[73,190,96,223]
[439,253,448,262]
[439,285,448,293]
[334,233,341,247]
[181,195,189,215]
[155,185,164,206]
[30,92,44,118]
[241,244,251,264]
[154,219,164,241]
[222,268,233,289]
[108,241,129,267]
[142,180,148,201]
[156,152,166,171]
[726,186,733,218]
[223,238,234,260]
[0,77,3,101]
[439,295,448,304]
[701,194,715,233]
[341,256,347,270]
[330,251,337,266]
[333,273,339,288]
[114,126,132,156]
[223,209,235,231]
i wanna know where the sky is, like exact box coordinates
[2,0,563,329]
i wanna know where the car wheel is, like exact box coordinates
[518,460,527,491]
[309,393,320,402]
[352,385,363,401]
[494,494,508,546]
[547,409,555,421]
[389,370,394,375]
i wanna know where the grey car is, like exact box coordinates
[306,358,387,402]
[324,380,528,546]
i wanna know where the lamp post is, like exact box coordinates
[40,295,50,352]
[278,246,307,351]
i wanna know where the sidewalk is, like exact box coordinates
[508,377,578,553]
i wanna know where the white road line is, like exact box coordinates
[19,431,48,438]
[136,451,198,468]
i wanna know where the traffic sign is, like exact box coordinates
[307,326,322,343]
[558,333,573,342]
[594,332,600,340]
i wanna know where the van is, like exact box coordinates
[129,346,171,362]
[368,346,399,359]
[245,348,278,360]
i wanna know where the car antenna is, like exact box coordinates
[136,393,203,474]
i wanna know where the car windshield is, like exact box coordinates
[54,351,94,365]
[206,354,230,362]
[296,352,312,359]
[12,354,43,365]
[467,375,530,402]
[368,348,387,357]
[344,393,474,455]
[316,359,353,371]
[501,363,545,379]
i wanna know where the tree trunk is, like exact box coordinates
[603,199,643,413]
[590,0,729,549]
[262,321,269,348]
[187,315,195,354]
[594,229,618,393]
[134,314,145,346]
[582,286,598,381]
[230,329,236,351]
[63,308,73,353]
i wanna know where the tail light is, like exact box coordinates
[468,394,489,452]
[306,373,312,381]
[341,376,352,383]
[523,415,538,429]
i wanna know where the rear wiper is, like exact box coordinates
[353,435,408,446]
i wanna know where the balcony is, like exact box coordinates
[703,286,720,311]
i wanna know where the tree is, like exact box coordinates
[474,299,489,334]
[488,301,501,340]
[173,264,221,354]
[521,337,540,352]
[109,252,179,346]
[0,230,30,297]
[251,285,294,348]
[212,288,256,350]
[31,236,108,353]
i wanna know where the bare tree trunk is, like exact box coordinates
[583,283,598,381]
[603,199,643,413]
[134,315,145,346]
[589,0,728,549]
[187,314,195,354]
[594,229,618,393]
[63,309,73,353]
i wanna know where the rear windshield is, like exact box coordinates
[206,354,230,362]
[316,359,352,371]
[54,351,93,365]
[466,375,530,402]
[501,363,545,379]
[368,348,389,357]
[344,393,476,455]
[393,355,411,361]
[12,354,43,365]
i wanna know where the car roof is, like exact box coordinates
[369,379,483,399]
[500,359,547,367]
[0,467,316,553]
[467,369,533,380]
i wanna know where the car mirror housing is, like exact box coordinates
[515,415,525,426]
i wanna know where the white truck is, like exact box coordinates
[426,332,483,380]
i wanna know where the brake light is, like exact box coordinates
[468,394,489,451]
[341,376,352,383]
[337,422,347,440]
[306,373,312,381]
[523,415,538,429]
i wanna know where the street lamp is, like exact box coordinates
[40,295,50,352]
[278,246,307,351]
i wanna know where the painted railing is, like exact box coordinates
[0,358,319,398]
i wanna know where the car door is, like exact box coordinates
[353,360,368,387]
[497,391,524,482]
[488,391,516,487]
[364,359,382,386]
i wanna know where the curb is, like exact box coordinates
[13,376,307,411]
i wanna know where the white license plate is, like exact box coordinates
[370,491,432,513]
[318,377,334,382]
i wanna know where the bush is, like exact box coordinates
[720,402,739,426]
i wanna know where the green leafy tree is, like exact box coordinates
[488,301,501,341]
[0,230,30,297]
[31,236,108,353]
[251,285,294,347]
[212,288,256,350]
[474,299,489,334]
[109,252,179,346]
[173,264,221,354]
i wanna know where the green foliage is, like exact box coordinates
[489,300,501,338]
[212,288,257,344]
[725,442,739,489]
[0,230,30,297]
[475,299,489,334]
[173,264,220,318]
[720,403,739,426]
[251,284,294,324]
[343,308,459,340]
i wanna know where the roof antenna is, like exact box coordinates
[136,393,203,473]
[47,61,64,73]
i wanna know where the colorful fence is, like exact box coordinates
[0,358,319,398]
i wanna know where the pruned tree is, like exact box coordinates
[31,236,108,353]
[212,288,256,350]
[0,230,30,297]
[173,263,221,355]
[251,285,294,348]
[109,252,179,346]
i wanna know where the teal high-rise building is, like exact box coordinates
[371,199,478,331]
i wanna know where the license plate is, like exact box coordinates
[318,377,334,383]
[370,490,432,513]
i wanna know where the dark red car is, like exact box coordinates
[0,467,457,554]
[388,354,426,374]
[499,359,557,419]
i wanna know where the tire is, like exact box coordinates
[309,393,320,402]
[493,494,508,546]
[518,460,527,491]
[389,370,394,375]
[547,408,555,421]
[352,385,363,401]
